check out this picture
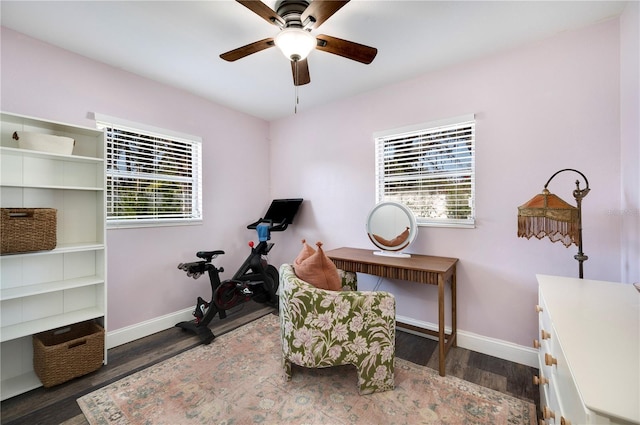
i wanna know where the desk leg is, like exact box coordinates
[438,276,445,376]
[451,268,457,348]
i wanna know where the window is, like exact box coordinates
[95,114,202,227]
[374,114,475,228]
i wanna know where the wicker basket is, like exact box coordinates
[33,322,104,387]
[0,208,57,254]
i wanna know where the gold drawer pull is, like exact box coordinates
[561,417,572,425]
[533,374,549,385]
[533,339,540,349]
[543,406,556,420]
[536,305,543,313]
[541,329,551,339]
[545,353,558,366]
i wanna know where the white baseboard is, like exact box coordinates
[396,315,538,368]
[106,311,538,369]
[106,307,194,349]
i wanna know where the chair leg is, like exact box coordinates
[283,357,292,382]
[356,366,374,395]
[356,363,395,395]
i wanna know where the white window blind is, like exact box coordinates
[374,115,475,227]
[95,114,202,226]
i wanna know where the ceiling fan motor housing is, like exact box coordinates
[276,0,311,28]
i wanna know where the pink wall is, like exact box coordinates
[1,28,271,331]
[620,2,640,284]
[268,19,624,346]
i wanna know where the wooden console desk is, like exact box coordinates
[326,247,458,376]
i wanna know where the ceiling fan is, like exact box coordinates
[220,0,378,86]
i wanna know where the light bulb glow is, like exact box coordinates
[274,28,316,61]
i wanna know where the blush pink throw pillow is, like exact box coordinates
[294,239,315,267]
[294,242,342,291]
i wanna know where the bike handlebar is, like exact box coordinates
[246,218,288,232]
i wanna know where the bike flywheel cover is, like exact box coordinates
[213,280,244,310]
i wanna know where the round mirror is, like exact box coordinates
[366,201,417,258]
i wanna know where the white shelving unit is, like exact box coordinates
[0,112,106,400]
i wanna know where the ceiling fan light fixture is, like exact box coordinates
[275,28,316,61]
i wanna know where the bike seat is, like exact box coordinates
[196,250,225,261]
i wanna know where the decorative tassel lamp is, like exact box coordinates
[517,168,590,278]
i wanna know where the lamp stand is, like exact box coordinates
[544,169,590,278]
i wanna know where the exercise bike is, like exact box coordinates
[175,198,303,344]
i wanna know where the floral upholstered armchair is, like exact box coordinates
[279,263,396,395]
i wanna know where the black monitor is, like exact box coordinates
[247,198,303,231]
[263,198,303,224]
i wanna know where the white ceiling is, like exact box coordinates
[1,1,627,121]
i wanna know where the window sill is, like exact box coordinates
[107,219,203,230]
[417,221,475,229]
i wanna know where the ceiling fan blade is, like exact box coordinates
[291,59,311,86]
[220,38,275,62]
[301,0,349,30]
[316,34,377,64]
[237,0,285,27]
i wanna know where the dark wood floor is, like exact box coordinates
[1,303,540,425]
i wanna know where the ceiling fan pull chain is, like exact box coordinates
[294,59,299,114]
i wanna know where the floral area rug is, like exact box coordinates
[77,314,536,425]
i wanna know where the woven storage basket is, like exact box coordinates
[0,208,57,254]
[33,322,104,387]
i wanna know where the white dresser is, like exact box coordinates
[535,275,639,425]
